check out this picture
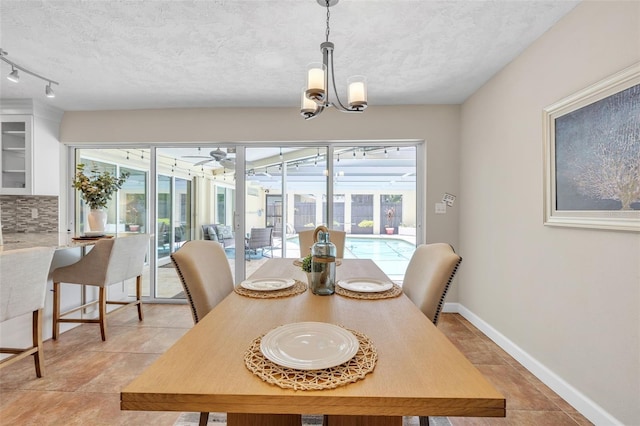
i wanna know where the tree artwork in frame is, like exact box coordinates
[543,63,640,232]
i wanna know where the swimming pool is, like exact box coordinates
[289,235,415,279]
[343,237,415,278]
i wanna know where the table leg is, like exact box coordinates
[227,413,302,426]
[325,415,403,426]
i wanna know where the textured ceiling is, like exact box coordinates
[0,0,579,112]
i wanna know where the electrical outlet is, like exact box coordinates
[31,208,39,219]
[435,202,447,214]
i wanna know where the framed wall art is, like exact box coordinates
[543,63,640,232]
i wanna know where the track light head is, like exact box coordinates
[1,48,59,97]
[45,82,55,98]
[7,66,19,82]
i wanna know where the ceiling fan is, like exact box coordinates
[182,148,236,169]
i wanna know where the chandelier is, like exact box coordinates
[0,49,59,98]
[300,0,367,120]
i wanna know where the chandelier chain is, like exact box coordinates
[325,0,331,42]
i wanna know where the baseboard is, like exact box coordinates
[445,303,622,426]
[442,302,460,313]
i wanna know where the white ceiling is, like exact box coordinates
[0,0,579,112]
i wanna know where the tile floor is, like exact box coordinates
[0,305,593,425]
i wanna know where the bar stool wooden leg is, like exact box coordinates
[32,309,44,377]
[136,275,144,321]
[52,282,60,340]
[99,287,107,341]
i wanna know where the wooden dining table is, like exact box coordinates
[121,258,505,426]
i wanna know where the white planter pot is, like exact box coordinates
[88,209,107,232]
[398,226,416,236]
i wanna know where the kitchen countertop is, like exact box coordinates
[0,232,102,252]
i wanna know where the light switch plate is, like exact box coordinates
[435,202,447,214]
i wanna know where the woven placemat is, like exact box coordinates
[335,283,403,300]
[234,280,307,299]
[244,328,377,390]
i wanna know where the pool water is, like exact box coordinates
[343,237,415,278]
[289,235,415,279]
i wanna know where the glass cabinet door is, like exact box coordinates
[0,115,32,194]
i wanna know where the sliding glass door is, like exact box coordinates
[242,144,418,281]
[72,141,421,301]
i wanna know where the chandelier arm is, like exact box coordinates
[0,49,59,85]
[327,49,360,113]
[304,105,325,120]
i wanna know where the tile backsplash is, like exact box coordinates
[0,195,59,233]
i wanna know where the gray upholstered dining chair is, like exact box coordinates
[170,240,235,425]
[0,246,56,377]
[402,243,462,426]
[51,234,150,341]
[298,228,346,258]
[403,243,462,326]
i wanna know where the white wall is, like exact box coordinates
[460,2,640,424]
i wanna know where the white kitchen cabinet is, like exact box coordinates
[0,100,63,195]
[0,115,32,194]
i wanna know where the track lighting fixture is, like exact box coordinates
[7,66,19,83]
[1,49,59,99]
[45,82,55,98]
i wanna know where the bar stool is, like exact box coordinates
[52,234,149,341]
[0,246,56,377]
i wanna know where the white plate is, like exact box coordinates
[260,322,359,370]
[337,278,393,293]
[240,278,295,291]
[83,231,105,237]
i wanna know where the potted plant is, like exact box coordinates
[354,219,374,234]
[385,208,395,235]
[72,164,129,232]
[300,253,317,285]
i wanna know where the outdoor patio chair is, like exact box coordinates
[245,227,273,260]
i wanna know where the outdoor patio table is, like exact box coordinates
[121,258,505,426]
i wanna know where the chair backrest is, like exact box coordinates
[52,234,150,287]
[402,243,462,325]
[0,246,55,322]
[171,240,234,324]
[104,234,150,284]
[202,225,216,241]
[247,227,273,249]
[298,228,346,258]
